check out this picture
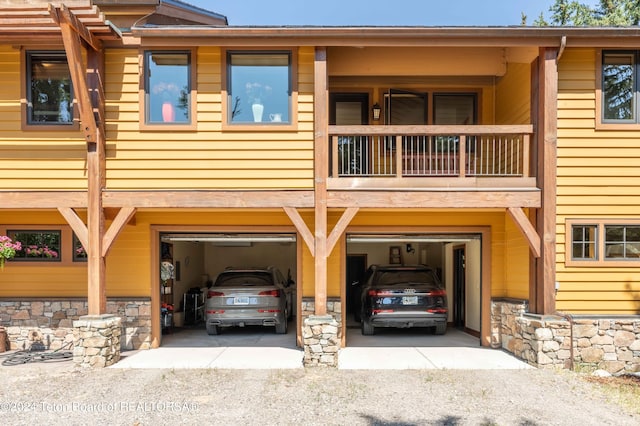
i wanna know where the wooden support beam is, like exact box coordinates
[535,47,558,315]
[327,207,359,255]
[102,207,136,257]
[55,4,102,52]
[314,46,329,316]
[283,207,315,257]
[56,11,107,315]
[507,207,541,258]
[57,207,88,251]
[0,192,87,208]
[55,7,98,144]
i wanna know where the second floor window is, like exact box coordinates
[27,52,73,125]
[227,51,291,124]
[145,51,191,124]
[602,51,637,123]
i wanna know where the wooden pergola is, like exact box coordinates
[0,1,125,316]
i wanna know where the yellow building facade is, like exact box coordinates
[0,1,638,371]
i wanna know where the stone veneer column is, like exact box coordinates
[73,314,121,368]
[303,314,339,367]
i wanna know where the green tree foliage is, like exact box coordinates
[532,0,640,26]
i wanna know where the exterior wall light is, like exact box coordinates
[372,103,381,121]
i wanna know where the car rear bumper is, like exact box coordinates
[367,313,447,328]
[206,312,285,328]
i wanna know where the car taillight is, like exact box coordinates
[207,291,224,298]
[368,290,393,297]
[372,309,394,314]
[206,310,225,314]
[259,290,280,297]
[429,289,447,297]
[258,309,281,313]
[427,308,447,314]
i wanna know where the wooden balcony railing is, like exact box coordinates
[328,125,535,189]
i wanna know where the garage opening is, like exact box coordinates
[345,233,482,343]
[158,233,298,347]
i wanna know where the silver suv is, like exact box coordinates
[205,266,294,335]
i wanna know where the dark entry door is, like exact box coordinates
[453,246,466,328]
[346,254,367,321]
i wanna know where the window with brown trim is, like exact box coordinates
[225,51,293,127]
[72,233,87,262]
[26,51,74,126]
[566,219,640,266]
[596,50,640,129]
[0,226,83,267]
[143,51,192,125]
[7,230,61,262]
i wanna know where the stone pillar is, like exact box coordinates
[303,315,339,367]
[73,314,121,368]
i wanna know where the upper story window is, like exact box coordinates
[144,51,192,125]
[601,51,638,124]
[227,51,291,125]
[26,52,73,125]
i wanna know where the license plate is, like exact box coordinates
[402,296,418,305]
[234,297,250,305]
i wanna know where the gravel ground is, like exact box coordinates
[0,356,638,426]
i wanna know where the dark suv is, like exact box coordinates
[359,265,447,335]
[205,266,293,335]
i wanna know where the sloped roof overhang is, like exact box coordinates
[129,25,640,48]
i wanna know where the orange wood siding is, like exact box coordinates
[556,47,640,314]
[103,47,314,190]
[495,62,531,125]
[0,209,304,298]
[504,210,530,299]
[0,210,145,298]
[0,45,87,190]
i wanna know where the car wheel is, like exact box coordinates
[361,320,375,335]
[275,310,288,334]
[435,322,447,335]
[206,324,219,335]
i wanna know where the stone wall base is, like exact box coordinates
[300,298,342,367]
[73,315,121,368]
[0,298,151,351]
[492,299,640,374]
[303,315,340,367]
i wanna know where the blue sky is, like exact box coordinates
[185,0,597,26]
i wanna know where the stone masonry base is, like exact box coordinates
[492,299,640,374]
[73,315,121,368]
[0,298,151,351]
[301,298,342,366]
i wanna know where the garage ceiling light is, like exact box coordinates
[161,234,296,243]
[346,234,479,243]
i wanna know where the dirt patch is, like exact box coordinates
[582,374,640,415]
[0,358,639,425]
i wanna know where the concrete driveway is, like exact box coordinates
[111,325,532,370]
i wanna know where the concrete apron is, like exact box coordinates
[110,328,532,370]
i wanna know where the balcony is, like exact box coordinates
[328,125,535,190]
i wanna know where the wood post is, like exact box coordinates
[314,47,328,315]
[57,6,108,315]
[534,47,558,315]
